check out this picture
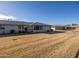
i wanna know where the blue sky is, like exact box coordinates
[0,1,79,25]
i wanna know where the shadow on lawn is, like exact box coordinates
[0,30,65,38]
[75,49,79,58]
[0,33,32,38]
[46,30,65,34]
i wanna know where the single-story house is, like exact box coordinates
[54,25,77,30]
[0,20,52,34]
[55,25,66,30]
[65,25,77,30]
[72,24,78,27]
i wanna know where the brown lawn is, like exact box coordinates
[0,30,79,58]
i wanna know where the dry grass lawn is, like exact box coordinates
[0,30,79,58]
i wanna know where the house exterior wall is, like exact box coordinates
[0,30,4,34]
[27,25,51,33]
[0,25,19,34]
[0,24,5,34]
[55,25,77,30]
[5,25,19,33]
[65,26,76,30]
[43,26,51,31]
[33,26,51,33]
[55,26,65,30]
[27,25,33,32]
[0,24,51,34]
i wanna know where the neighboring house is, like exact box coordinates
[65,25,77,30]
[54,25,77,30]
[72,24,78,27]
[55,25,66,30]
[0,20,52,34]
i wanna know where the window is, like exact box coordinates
[34,26,43,30]
[0,25,5,29]
[18,25,24,29]
[34,26,40,30]
[18,25,21,29]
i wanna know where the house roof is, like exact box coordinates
[0,20,33,25]
[32,22,51,26]
[0,20,51,26]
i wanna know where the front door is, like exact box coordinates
[25,27,27,32]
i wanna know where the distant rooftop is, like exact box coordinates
[0,20,51,26]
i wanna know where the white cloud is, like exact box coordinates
[0,14,16,20]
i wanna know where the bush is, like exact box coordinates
[13,39,17,40]
[47,30,50,32]
[19,31,22,33]
[10,30,15,33]
[50,29,53,32]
